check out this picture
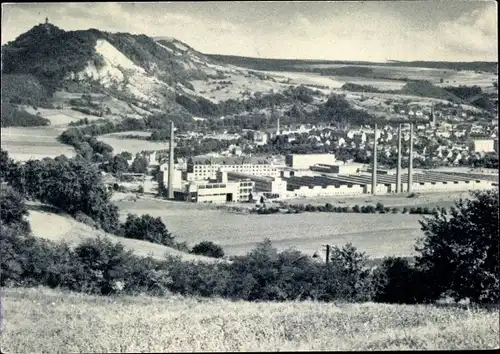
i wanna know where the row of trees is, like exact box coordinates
[251,203,441,215]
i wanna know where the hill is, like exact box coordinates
[2,287,498,352]
[400,81,462,102]
[1,22,496,136]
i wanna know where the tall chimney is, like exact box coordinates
[371,123,377,195]
[407,123,414,194]
[396,123,402,193]
[167,121,175,199]
[276,116,280,136]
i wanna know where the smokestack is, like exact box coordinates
[407,123,414,194]
[371,123,377,195]
[276,116,280,136]
[396,124,402,193]
[167,121,175,199]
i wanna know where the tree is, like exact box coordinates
[0,185,31,233]
[0,149,18,183]
[110,154,129,177]
[119,151,132,160]
[12,157,120,233]
[416,190,499,304]
[130,154,149,174]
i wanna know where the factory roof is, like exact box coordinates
[285,171,491,187]
[226,171,275,182]
[188,156,277,165]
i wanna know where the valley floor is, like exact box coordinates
[1,287,498,352]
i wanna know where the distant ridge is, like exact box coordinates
[207,54,498,73]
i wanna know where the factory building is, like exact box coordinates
[186,156,280,180]
[176,171,255,203]
[286,176,365,197]
[285,172,496,197]
[470,139,495,153]
[285,153,336,170]
[158,168,184,189]
[310,162,365,174]
[227,171,288,198]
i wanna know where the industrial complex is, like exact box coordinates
[158,122,497,204]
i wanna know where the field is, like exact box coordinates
[291,63,497,88]
[26,204,219,263]
[0,126,76,161]
[285,191,471,209]
[2,287,498,352]
[115,198,426,258]
[97,132,169,155]
[21,106,109,126]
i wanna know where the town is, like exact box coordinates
[110,103,498,204]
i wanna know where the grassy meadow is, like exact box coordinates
[1,287,498,352]
[115,198,425,258]
[96,132,169,155]
[0,126,76,162]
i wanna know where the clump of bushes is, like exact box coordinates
[190,241,225,258]
[120,214,175,247]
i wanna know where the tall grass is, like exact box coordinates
[2,287,498,352]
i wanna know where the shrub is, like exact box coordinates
[74,212,99,229]
[352,204,361,213]
[173,241,191,253]
[121,213,176,246]
[191,241,225,258]
[416,190,499,304]
[328,243,373,301]
[71,237,134,295]
[372,257,426,304]
[0,225,73,288]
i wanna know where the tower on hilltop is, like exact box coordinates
[43,16,52,34]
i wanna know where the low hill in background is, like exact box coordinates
[206,54,498,73]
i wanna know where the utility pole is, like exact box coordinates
[323,244,331,264]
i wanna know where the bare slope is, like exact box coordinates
[2,287,498,352]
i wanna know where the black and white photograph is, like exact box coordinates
[0,1,498,351]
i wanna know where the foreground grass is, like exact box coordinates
[1,287,498,352]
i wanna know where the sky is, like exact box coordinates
[1,1,498,62]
